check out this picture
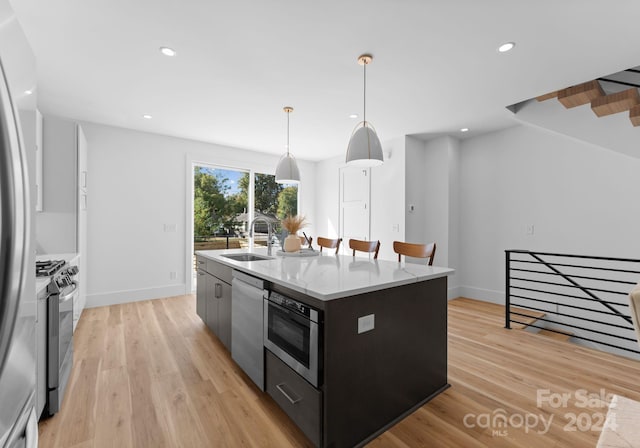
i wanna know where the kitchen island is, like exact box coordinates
[196,248,454,448]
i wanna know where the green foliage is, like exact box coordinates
[194,167,241,236]
[277,186,298,218]
[254,173,282,215]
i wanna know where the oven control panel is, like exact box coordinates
[268,292,318,322]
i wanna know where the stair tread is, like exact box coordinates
[538,329,574,342]
[509,308,546,329]
[591,88,640,117]
[557,80,604,108]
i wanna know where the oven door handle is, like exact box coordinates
[59,282,79,303]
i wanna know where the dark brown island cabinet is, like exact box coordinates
[196,253,450,448]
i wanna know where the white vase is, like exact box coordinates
[283,234,301,253]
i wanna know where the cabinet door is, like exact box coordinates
[196,269,207,320]
[218,281,232,351]
[76,125,88,320]
[266,350,322,446]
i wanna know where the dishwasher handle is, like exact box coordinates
[232,270,265,290]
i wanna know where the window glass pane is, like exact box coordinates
[252,173,298,248]
[193,165,248,254]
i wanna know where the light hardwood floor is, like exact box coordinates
[39,296,640,447]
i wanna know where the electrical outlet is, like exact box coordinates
[408,204,415,213]
[392,224,400,232]
[526,224,535,235]
[169,271,177,280]
[357,314,375,334]
[164,223,177,232]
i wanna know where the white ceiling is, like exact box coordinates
[11,0,640,161]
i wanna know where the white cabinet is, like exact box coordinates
[37,116,88,325]
[76,126,88,319]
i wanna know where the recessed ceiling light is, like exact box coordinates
[143,114,152,119]
[349,114,359,119]
[159,46,176,57]
[498,42,515,53]
[460,128,469,132]
[24,89,33,95]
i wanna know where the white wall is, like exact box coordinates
[405,136,427,244]
[313,139,405,261]
[371,137,405,261]
[513,97,640,161]
[314,155,341,239]
[405,135,460,296]
[82,122,316,307]
[458,124,640,303]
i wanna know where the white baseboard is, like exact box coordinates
[453,285,505,305]
[86,284,188,308]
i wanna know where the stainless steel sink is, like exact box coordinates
[221,253,272,262]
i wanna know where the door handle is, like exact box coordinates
[25,407,38,448]
[215,283,222,298]
[276,383,301,404]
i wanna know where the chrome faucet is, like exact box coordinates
[249,217,273,256]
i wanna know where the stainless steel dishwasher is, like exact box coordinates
[231,270,267,390]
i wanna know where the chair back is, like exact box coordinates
[349,239,380,259]
[393,241,436,265]
[299,235,313,247]
[317,237,342,254]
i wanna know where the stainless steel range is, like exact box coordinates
[37,260,78,416]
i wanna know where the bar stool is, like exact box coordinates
[299,235,313,247]
[349,239,380,259]
[317,237,342,254]
[393,241,436,265]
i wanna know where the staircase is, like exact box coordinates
[510,307,575,342]
[535,67,640,127]
[505,250,640,359]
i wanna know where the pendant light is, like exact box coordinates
[275,106,301,183]
[346,54,384,166]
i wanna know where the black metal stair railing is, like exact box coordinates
[505,250,640,355]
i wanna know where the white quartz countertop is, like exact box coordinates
[196,248,454,301]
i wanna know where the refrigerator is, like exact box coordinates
[0,0,39,446]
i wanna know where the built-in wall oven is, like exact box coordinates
[264,292,321,387]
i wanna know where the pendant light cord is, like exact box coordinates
[363,61,367,123]
[286,109,290,156]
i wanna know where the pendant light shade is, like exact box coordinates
[275,106,300,184]
[346,54,384,167]
[346,122,384,167]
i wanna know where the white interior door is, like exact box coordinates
[339,167,370,254]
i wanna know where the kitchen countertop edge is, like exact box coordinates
[196,248,454,301]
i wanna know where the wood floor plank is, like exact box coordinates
[151,372,209,448]
[52,357,101,447]
[128,367,171,448]
[94,366,134,448]
[39,295,640,448]
[135,301,179,378]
